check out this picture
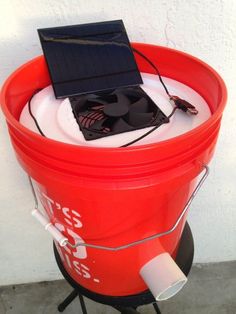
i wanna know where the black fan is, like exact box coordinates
[70,87,169,140]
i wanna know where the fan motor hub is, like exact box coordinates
[103,103,129,117]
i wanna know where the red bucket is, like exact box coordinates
[1,43,227,297]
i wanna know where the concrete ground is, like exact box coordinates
[0,261,235,314]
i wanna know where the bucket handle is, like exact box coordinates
[29,165,209,251]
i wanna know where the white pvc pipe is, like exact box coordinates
[140,252,187,301]
[31,209,68,247]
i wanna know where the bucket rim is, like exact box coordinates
[0,42,227,154]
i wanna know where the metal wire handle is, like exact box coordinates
[29,165,209,251]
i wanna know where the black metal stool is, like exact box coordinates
[54,222,194,314]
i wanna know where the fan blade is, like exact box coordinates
[115,92,130,106]
[129,97,149,113]
[111,118,133,132]
[128,112,154,127]
[88,98,108,106]
[85,93,97,99]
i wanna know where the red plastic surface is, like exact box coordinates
[1,43,227,296]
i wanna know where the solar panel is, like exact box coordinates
[38,20,143,98]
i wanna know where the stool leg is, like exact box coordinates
[78,294,88,314]
[113,306,140,313]
[153,302,162,314]
[58,289,78,312]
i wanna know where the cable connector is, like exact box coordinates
[169,96,198,115]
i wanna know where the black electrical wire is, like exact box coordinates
[132,47,171,97]
[28,89,46,137]
[120,47,176,147]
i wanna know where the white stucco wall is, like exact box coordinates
[0,0,235,285]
